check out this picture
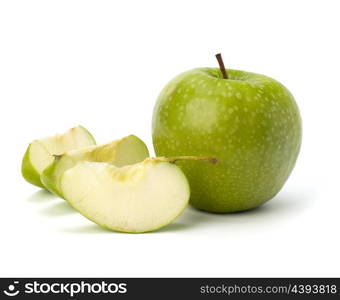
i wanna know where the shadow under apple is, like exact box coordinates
[26,189,57,202]
[58,224,113,234]
[39,201,76,216]
[167,187,313,232]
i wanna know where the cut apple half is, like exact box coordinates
[60,158,191,233]
[41,135,149,198]
[21,126,96,188]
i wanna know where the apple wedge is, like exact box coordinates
[60,158,192,233]
[22,126,96,188]
[41,135,149,198]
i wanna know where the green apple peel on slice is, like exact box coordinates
[41,135,149,198]
[22,126,96,188]
[60,157,216,233]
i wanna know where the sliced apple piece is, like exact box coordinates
[21,126,96,188]
[41,135,149,198]
[60,158,191,233]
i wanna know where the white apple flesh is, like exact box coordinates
[60,159,190,233]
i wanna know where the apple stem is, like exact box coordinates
[150,156,217,164]
[215,53,228,79]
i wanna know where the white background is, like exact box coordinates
[0,0,339,277]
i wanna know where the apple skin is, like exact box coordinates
[152,68,302,213]
[22,146,45,188]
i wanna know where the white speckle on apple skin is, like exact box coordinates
[152,68,302,212]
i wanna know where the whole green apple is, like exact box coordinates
[152,56,302,213]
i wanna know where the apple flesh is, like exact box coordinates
[152,68,302,212]
[41,135,149,198]
[21,126,96,188]
[60,158,190,233]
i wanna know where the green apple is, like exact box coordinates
[41,135,149,198]
[152,55,302,212]
[60,158,191,233]
[22,126,96,188]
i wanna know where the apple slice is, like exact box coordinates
[22,126,96,188]
[60,159,190,233]
[41,135,149,198]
